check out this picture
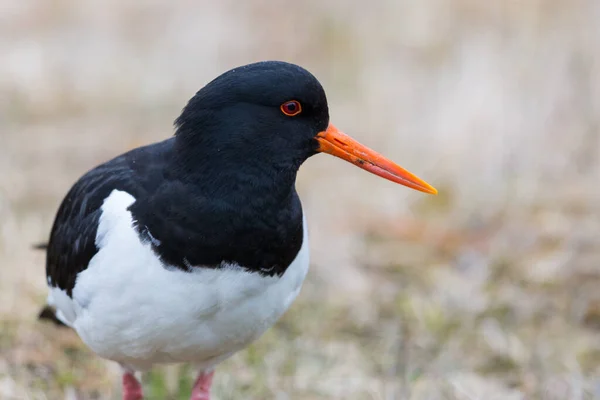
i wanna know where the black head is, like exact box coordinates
[173,60,437,196]
[174,61,329,175]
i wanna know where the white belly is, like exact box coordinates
[48,190,310,371]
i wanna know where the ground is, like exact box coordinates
[1,1,600,399]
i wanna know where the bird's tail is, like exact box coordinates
[38,305,69,328]
[32,242,48,250]
[34,243,68,327]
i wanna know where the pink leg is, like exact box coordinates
[190,370,215,400]
[122,372,143,400]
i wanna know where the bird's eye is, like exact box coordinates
[280,100,302,117]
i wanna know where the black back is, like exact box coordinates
[46,141,173,295]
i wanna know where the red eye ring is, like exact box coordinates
[280,100,302,117]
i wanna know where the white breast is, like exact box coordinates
[48,189,310,371]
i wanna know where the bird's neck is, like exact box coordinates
[130,133,305,276]
[172,156,298,212]
[171,128,301,210]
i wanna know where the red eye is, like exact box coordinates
[280,100,302,116]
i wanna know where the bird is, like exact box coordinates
[38,61,437,400]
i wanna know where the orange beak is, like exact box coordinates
[315,124,437,195]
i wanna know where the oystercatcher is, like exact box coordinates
[39,61,436,399]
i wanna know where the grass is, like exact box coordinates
[2,0,600,399]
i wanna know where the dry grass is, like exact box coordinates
[2,0,600,399]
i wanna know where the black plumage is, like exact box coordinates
[44,61,329,297]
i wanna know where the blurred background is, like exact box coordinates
[1,0,600,399]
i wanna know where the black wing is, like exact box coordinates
[45,140,174,297]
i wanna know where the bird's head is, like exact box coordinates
[174,61,437,195]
